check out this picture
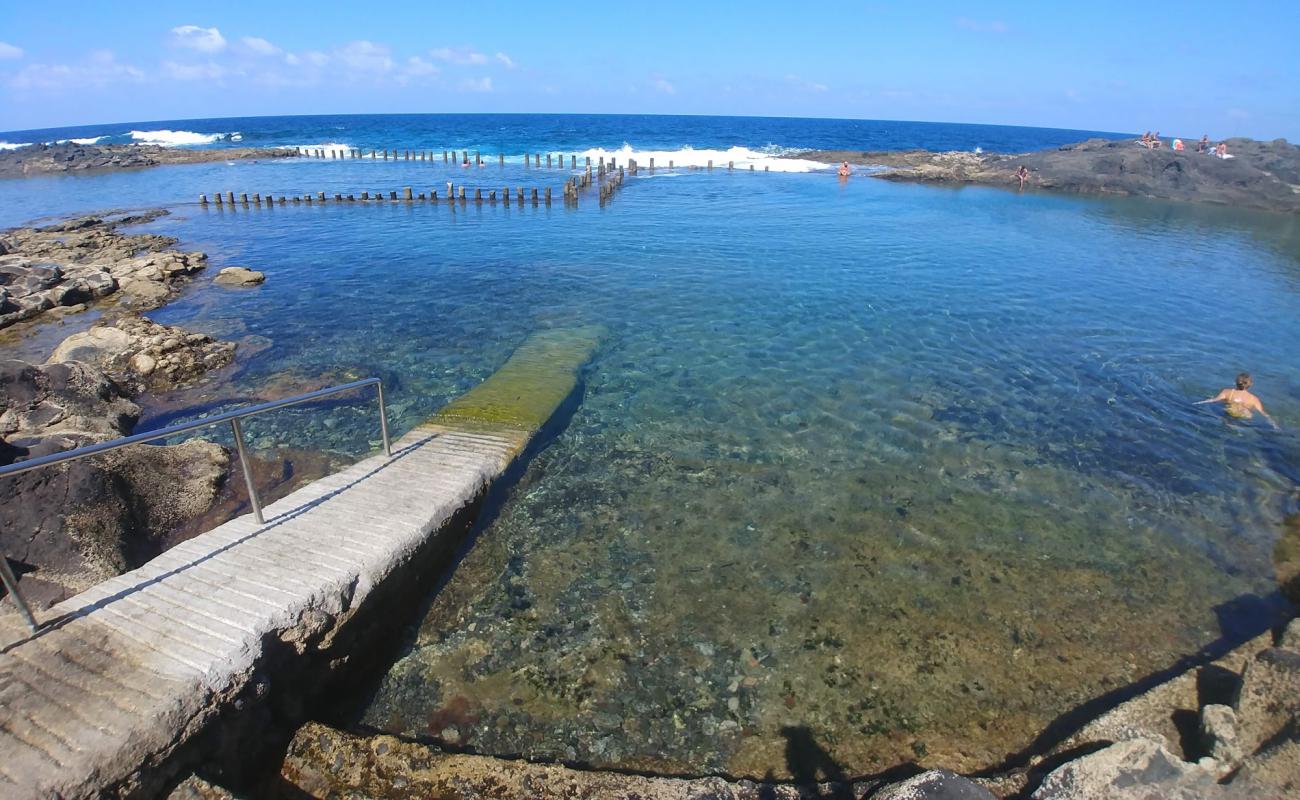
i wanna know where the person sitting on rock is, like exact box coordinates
[1196,372,1278,428]
[1140,131,1152,147]
[1197,135,1210,153]
[1017,165,1030,189]
[1173,138,1184,151]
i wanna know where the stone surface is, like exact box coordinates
[0,211,208,329]
[213,267,266,286]
[0,357,229,602]
[1281,619,1300,650]
[1031,738,1260,799]
[166,774,236,800]
[800,137,1300,213]
[0,141,298,177]
[1228,727,1300,797]
[1200,703,1243,766]
[282,722,812,800]
[1233,647,1300,755]
[873,769,995,799]
[47,312,236,395]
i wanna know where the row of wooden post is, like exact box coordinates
[199,186,556,207]
[295,148,771,173]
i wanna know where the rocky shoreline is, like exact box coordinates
[0,141,297,177]
[0,212,245,606]
[801,137,1300,213]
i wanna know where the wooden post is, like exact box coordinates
[669,160,674,168]
[586,156,591,167]
[500,153,505,166]
[318,191,326,202]
[305,194,313,204]
[750,165,755,171]
[349,194,356,201]
[431,190,438,201]
[444,150,449,162]
[728,161,734,171]
[571,155,576,168]
[458,186,466,202]
[547,154,552,168]
[531,187,538,206]
[199,194,208,205]
[544,187,551,205]
[489,190,496,204]
[292,196,301,203]
[475,188,482,204]
[387,190,396,200]
[404,187,413,201]
[765,165,770,172]
[503,187,510,202]
[362,191,370,200]
[517,186,524,205]
[649,158,655,171]
[253,193,261,205]
[708,160,713,171]
[226,191,235,204]
[446,181,454,200]
[383,150,388,160]
[334,193,342,202]
[462,150,468,164]
[476,151,482,166]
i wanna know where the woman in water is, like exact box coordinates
[837,161,851,178]
[1197,372,1278,428]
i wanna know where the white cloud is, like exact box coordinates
[10,50,144,90]
[495,52,515,69]
[162,60,227,81]
[240,36,281,57]
[170,25,227,53]
[0,42,23,60]
[653,78,676,95]
[784,75,827,93]
[955,18,1009,34]
[458,76,492,92]
[431,46,488,65]
[404,56,438,77]
[335,40,393,73]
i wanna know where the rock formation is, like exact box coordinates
[213,267,266,287]
[800,137,1300,213]
[0,211,208,329]
[0,141,297,177]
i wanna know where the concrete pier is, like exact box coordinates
[0,327,602,799]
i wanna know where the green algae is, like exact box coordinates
[425,325,604,434]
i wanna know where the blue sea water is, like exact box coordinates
[2,114,1297,776]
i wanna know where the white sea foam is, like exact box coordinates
[293,142,353,155]
[0,141,31,151]
[128,129,232,146]
[576,144,827,173]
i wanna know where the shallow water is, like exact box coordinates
[5,138,1300,777]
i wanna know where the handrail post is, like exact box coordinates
[230,418,264,524]
[0,556,39,633]
[376,381,392,457]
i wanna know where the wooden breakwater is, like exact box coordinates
[200,158,649,210]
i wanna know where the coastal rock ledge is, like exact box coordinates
[0,211,208,330]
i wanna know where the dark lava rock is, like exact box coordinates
[0,357,229,605]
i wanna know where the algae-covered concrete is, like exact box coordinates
[0,327,600,799]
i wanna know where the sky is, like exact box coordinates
[0,0,1297,138]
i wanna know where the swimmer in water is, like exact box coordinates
[1196,372,1279,428]
[837,161,851,178]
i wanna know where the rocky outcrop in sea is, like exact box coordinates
[0,141,297,177]
[0,211,209,330]
[801,137,1300,213]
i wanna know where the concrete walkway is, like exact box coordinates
[0,326,601,799]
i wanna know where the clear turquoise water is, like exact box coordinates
[4,120,1299,776]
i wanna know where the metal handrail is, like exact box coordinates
[0,377,392,633]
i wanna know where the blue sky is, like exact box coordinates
[0,0,1296,138]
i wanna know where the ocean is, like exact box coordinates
[1,113,1297,777]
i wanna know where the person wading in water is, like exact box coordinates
[1197,372,1279,429]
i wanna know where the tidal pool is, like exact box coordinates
[16,162,1300,777]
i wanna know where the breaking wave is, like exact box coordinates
[576,144,827,173]
[128,129,236,146]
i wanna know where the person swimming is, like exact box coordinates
[837,161,851,178]
[1196,372,1279,428]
